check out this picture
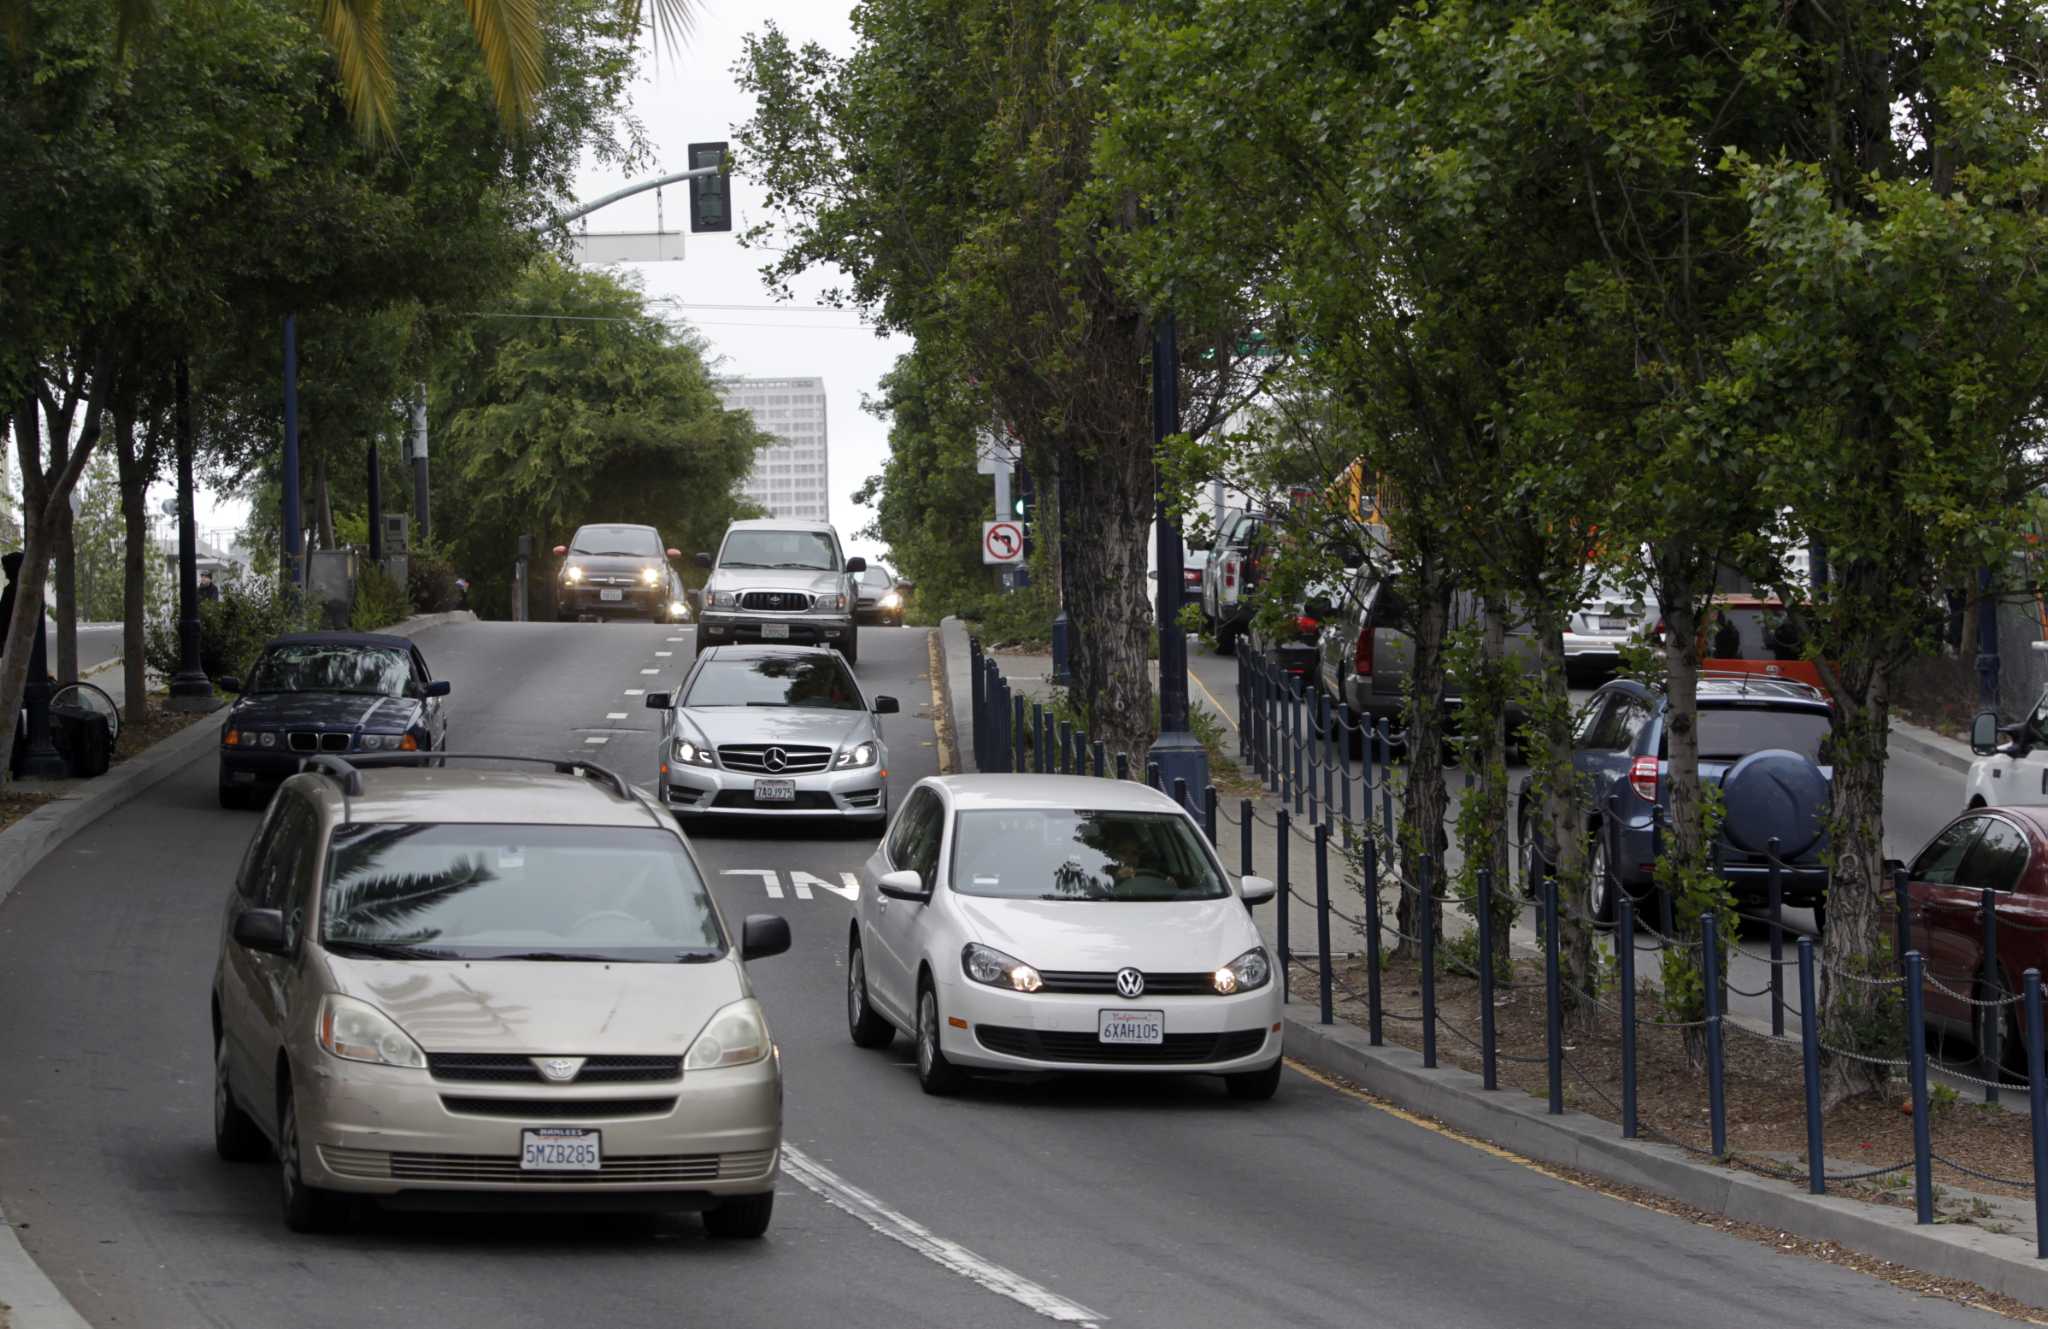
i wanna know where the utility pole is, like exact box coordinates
[366,434,384,563]
[1147,311,1207,805]
[410,387,430,546]
[282,315,303,587]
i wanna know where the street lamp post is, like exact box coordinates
[282,315,303,587]
[1147,311,1207,807]
[168,358,218,712]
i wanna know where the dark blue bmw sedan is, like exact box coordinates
[215,632,451,809]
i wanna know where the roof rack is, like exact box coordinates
[343,751,636,802]
[298,755,360,822]
[1693,670,1828,701]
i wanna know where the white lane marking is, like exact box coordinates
[722,868,783,899]
[606,712,628,720]
[656,650,673,657]
[640,668,660,675]
[624,689,645,696]
[584,736,609,746]
[790,870,861,902]
[667,636,686,642]
[781,1145,1103,1326]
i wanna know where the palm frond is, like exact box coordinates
[464,0,544,132]
[618,0,693,59]
[328,857,496,936]
[319,0,397,144]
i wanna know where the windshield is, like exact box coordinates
[320,824,725,961]
[1681,707,1833,763]
[251,645,414,697]
[950,809,1229,901]
[860,567,892,589]
[719,529,840,571]
[570,525,663,557]
[684,653,864,709]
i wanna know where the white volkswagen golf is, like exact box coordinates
[845,775,1284,1099]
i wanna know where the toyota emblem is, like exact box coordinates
[1115,967,1145,999]
[533,1056,585,1083]
[763,747,789,772]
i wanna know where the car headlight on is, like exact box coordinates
[880,591,902,609]
[318,994,426,1069]
[675,737,716,767]
[1212,946,1271,995]
[834,741,879,769]
[670,599,689,620]
[708,590,738,609]
[640,566,661,586]
[962,943,1042,992]
[562,565,584,584]
[685,998,773,1069]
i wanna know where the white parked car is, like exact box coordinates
[844,775,1284,1099]
[1966,689,2048,808]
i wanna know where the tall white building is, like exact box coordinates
[717,377,830,523]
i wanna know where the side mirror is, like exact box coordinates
[232,908,289,954]
[740,914,791,961]
[218,676,243,694]
[1971,710,1998,755]
[1883,857,1906,878]
[695,552,713,569]
[644,691,673,710]
[1240,875,1278,906]
[846,556,868,574]
[552,544,568,557]
[873,695,899,714]
[877,868,929,902]
[665,547,681,559]
[424,680,451,698]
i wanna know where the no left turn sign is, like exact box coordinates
[982,520,1024,565]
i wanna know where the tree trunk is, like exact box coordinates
[1659,585,1704,867]
[53,500,76,683]
[1531,618,1595,1013]
[1058,435,1156,760]
[313,450,335,551]
[1476,597,1512,966]
[1396,550,1451,945]
[113,401,156,729]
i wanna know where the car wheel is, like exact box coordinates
[1588,830,1617,929]
[213,1036,266,1162]
[692,626,706,656]
[1517,802,1541,900]
[841,630,860,667]
[278,1082,345,1233]
[847,938,895,1049]
[217,780,247,811]
[1215,621,1238,656]
[1224,1059,1283,1101]
[702,1190,774,1239]
[915,982,965,1096]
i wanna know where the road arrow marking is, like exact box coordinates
[721,868,783,899]
[790,870,860,901]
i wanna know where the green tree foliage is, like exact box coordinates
[425,258,766,618]
[72,452,170,623]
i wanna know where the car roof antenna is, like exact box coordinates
[299,754,361,821]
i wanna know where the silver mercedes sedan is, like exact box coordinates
[647,645,898,821]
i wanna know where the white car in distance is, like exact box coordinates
[845,775,1284,1099]
[1966,686,2048,808]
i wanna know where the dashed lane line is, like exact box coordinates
[583,736,609,746]
[656,650,673,657]
[624,689,645,696]
[606,712,628,720]
[780,1144,1103,1326]
[640,668,660,675]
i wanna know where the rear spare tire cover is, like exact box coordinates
[1719,748,1829,859]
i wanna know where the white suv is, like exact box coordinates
[1967,685,2048,808]
[695,520,865,664]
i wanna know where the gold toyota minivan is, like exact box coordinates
[209,754,789,1235]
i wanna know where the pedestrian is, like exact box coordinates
[198,570,220,603]
[1710,609,1740,660]
[455,576,471,611]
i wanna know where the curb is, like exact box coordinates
[939,617,975,772]
[1280,1006,2048,1308]
[1890,720,1972,777]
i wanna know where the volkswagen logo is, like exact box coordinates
[763,747,789,772]
[1115,967,1145,999]
[533,1057,585,1083]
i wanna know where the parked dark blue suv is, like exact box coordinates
[1517,675,1834,928]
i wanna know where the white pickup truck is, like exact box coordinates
[1966,688,2048,807]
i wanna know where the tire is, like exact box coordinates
[915,982,965,1096]
[218,780,249,811]
[1588,829,1617,929]
[693,626,707,657]
[213,1036,266,1162]
[1216,620,1239,656]
[278,1083,346,1233]
[703,1190,774,1239]
[847,938,895,1049]
[840,630,860,667]
[1224,1059,1283,1101]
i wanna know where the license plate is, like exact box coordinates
[1597,615,1628,630]
[599,589,624,603]
[760,622,790,639]
[754,779,796,802]
[520,1127,601,1172]
[1098,1009,1164,1045]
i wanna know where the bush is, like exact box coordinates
[144,578,318,683]
[407,550,461,614]
[351,565,411,631]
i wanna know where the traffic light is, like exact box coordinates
[1013,466,1035,555]
[688,141,731,233]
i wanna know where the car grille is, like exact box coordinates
[719,744,833,774]
[974,1026,1267,1064]
[321,1147,777,1185]
[439,1096,677,1119]
[739,591,813,613]
[1033,971,1221,996]
[426,1053,682,1084]
[711,790,838,810]
[287,731,352,753]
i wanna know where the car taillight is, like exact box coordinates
[1629,755,1660,802]
[1354,628,1374,676]
[1224,557,1238,590]
[1296,615,1320,634]
[1184,569,1202,587]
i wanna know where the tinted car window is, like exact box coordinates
[1914,819,1982,885]
[1691,708,1832,762]
[720,529,840,571]
[950,810,1228,902]
[251,645,416,698]
[887,789,936,869]
[1956,817,2030,894]
[570,525,662,557]
[321,824,724,961]
[250,795,318,912]
[684,654,863,710]
[1584,696,1634,751]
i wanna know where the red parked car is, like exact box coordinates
[1902,805,2048,1077]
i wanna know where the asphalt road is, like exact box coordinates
[0,620,2009,1328]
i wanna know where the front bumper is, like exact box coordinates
[661,762,886,818]
[221,742,414,785]
[296,1051,782,1200]
[855,604,904,625]
[699,612,853,647]
[933,975,1282,1074]
[1562,630,1632,662]
[557,584,677,620]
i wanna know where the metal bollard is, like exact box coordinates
[1116,751,1130,782]
[1377,720,1394,838]
[1315,824,1333,1025]
[1173,777,1189,816]
[1292,684,1306,815]
[1543,874,1562,1114]
[1147,762,1161,791]
[1277,811,1291,1003]
[1983,886,2002,1104]
[2025,971,2047,1256]
[970,642,986,769]
[1240,799,1253,875]
[1204,785,1218,845]
[1905,951,1934,1223]
[1618,895,1638,1137]
[1281,686,1295,810]
[1419,856,1437,1069]
[1092,740,1106,778]
[1012,694,1026,772]
[1768,840,1785,1039]
[1032,705,1047,774]
[1321,694,1335,826]
[1799,937,1824,1195]
[1477,866,1498,1090]
[1703,913,1727,1158]
[1339,703,1354,843]
[1895,864,1912,976]
[1060,720,1074,774]
[1364,837,1383,1046]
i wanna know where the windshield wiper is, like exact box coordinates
[718,560,768,569]
[323,940,461,959]
[488,950,629,962]
[744,701,790,707]
[771,562,831,570]
[578,549,648,557]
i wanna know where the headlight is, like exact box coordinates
[709,590,738,609]
[318,994,426,1069]
[358,734,385,751]
[1212,946,1271,995]
[670,600,689,620]
[258,730,277,748]
[640,566,661,586]
[685,998,772,1069]
[814,593,848,613]
[880,591,902,609]
[834,741,879,769]
[962,943,1042,992]
[675,737,716,767]
[563,565,584,584]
